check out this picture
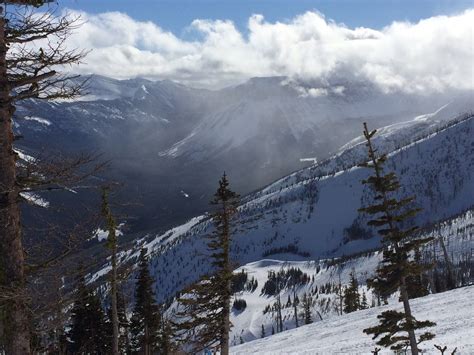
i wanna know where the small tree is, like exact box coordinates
[260,324,265,338]
[67,273,108,354]
[343,271,360,313]
[130,249,161,355]
[301,293,313,325]
[359,123,435,354]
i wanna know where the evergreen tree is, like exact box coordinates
[359,123,435,354]
[406,248,430,299]
[343,271,360,313]
[175,174,239,354]
[130,249,161,355]
[260,324,265,338]
[158,319,173,355]
[301,293,313,325]
[67,273,108,354]
[293,288,299,327]
[361,290,369,310]
[106,291,131,353]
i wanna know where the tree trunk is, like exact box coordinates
[400,277,419,355]
[0,8,31,355]
[439,236,455,289]
[111,240,119,355]
[220,200,230,355]
[293,289,299,328]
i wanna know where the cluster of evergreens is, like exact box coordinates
[261,267,311,296]
[66,249,170,354]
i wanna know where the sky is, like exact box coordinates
[57,0,473,34]
[37,0,474,92]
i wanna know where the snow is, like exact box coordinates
[20,192,49,208]
[24,115,51,126]
[141,84,149,94]
[231,286,474,354]
[299,158,317,164]
[14,148,36,163]
[91,223,125,242]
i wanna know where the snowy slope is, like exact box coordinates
[90,113,474,307]
[167,207,471,346]
[230,286,474,355]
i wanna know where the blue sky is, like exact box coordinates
[48,0,473,92]
[57,0,472,35]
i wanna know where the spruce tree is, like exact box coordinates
[361,290,369,310]
[175,173,239,354]
[158,319,173,355]
[301,293,313,325]
[359,123,435,354]
[343,271,360,313]
[130,249,161,355]
[68,273,108,354]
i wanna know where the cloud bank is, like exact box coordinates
[67,9,474,92]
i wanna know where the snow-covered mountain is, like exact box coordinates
[14,75,473,233]
[89,111,473,309]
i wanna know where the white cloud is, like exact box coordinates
[65,9,474,93]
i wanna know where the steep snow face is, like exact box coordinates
[91,114,474,304]
[230,285,474,354]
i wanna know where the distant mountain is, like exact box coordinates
[14,75,473,235]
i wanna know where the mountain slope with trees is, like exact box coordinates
[91,112,474,309]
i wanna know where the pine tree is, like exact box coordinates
[158,319,173,355]
[174,173,239,354]
[301,293,313,325]
[343,271,360,313]
[361,290,369,310]
[67,273,108,354]
[359,123,435,354]
[130,249,161,355]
